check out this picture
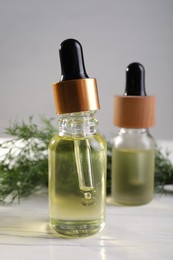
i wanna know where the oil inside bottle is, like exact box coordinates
[49,133,106,237]
[112,148,155,205]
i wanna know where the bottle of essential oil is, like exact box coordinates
[49,39,107,237]
[111,62,156,206]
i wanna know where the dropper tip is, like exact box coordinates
[59,38,89,81]
[124,62,146,96]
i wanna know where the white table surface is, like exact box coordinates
[0,193,173,260]
[0,139,173,260]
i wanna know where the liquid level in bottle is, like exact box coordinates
[112,148,155,206]
[48,133,106,237]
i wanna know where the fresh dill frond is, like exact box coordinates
[0,116,56,203]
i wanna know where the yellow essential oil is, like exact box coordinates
[112,148,155,205]
[49,133,106,237]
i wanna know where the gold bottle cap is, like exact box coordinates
[53,39,100,114]
[114,95,156,128]
[53,78,100,114]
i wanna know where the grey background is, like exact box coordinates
[0,0,173,140]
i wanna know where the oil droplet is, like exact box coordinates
[81,190,96,206]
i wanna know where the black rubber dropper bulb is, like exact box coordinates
[59,39,89,81]
[124,62,147,96]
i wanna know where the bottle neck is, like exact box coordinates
[57,111,98,137]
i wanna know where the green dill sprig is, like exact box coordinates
[0,116,56,203]
[155,147,173,192]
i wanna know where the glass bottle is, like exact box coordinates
[49,39,107,237]
[112,128,155,205]
[112,63,156,206]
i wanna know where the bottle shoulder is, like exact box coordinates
[112,129,155,150]
[49,131,107,151]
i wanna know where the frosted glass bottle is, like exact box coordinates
[112,62,156,206]
[112,128,155,205]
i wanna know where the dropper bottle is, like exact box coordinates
[48,39,107,237]
[111,62,156,206]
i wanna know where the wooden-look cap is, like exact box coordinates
[53,78,100,114]
[114,95,156,128]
